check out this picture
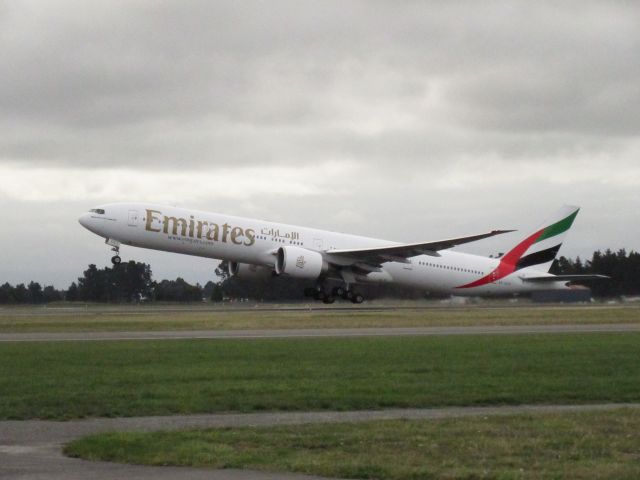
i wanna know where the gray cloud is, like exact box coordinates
[2,1,639,167]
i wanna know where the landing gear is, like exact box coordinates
[303,284,364,304]
[110,244,121,266]
[312,289,335,304]
[322,295,335,304]
[332,286,346,298]
[351,293,364,304]
[341,287,363,304]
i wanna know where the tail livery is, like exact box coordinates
[457,206,579,289]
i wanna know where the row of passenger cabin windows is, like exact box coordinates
[417,260,483,276]
[89,209,105,214]
[255,235,302,246]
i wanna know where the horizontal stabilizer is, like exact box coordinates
[522,274,609,283]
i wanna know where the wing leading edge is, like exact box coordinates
[325,230,515,267]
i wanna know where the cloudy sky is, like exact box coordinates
[1,1,639,288]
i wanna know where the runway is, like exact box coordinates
[2,403,639,480]
[1,322,639,342]
[0,303,631,317]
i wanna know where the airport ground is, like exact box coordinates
[1,302,639,479]
[1,301,639,332]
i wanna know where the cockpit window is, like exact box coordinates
[90,209,105,214]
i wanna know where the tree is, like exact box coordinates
[76,262,153,303]
[210,283,224,302]
[27,282,44,304]
[12,284,29,303]
[43,285,63,303]
[66,282,79,302]
[0,283,15,304]
[77,264,106,302]
[153,278,203,302]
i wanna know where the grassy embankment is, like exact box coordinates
[65,408,640,480]
[0,304,638,332]
[1,333,639,419]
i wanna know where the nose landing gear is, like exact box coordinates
[105,239,122,266]
[111,246,121,266]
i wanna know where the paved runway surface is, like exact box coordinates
[1,303,632,317]
[1,322,639,342]
[2,403,639,480]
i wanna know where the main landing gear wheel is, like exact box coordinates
[332,286,346,297]
[322,295,335,304]
[351,293,364,304]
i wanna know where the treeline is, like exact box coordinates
[0,262,212,304]
[0,249,638,304]
[551,249,640,297]
[0,282,63,304]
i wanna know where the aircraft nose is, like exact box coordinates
[78,213,90,229]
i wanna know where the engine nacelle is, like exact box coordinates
[228,262,272,279]
[275,246,328,279]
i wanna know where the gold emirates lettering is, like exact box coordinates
[145,209,255,246]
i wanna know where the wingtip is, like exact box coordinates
[563,204,581,211]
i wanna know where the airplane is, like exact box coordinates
[78,203,606,303]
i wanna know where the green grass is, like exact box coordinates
[65,408,640,479]
[0,304,638,332]
[1,333,639,419]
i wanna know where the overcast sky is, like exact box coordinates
[1,1,639,288]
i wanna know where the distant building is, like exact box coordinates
[531,287,592,303]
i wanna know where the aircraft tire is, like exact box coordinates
[332,286,345,297]
[111,255,122,266]
[322,295,335,304]
[351,293,364,304]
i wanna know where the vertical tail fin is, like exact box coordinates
[507,205,580,273]
[457,205,580,289]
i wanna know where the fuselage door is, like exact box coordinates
[128,210,139,227]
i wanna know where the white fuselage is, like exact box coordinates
[79,202,567,296]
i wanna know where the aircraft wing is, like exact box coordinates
[521,274,609,283]
[325,230,515,267]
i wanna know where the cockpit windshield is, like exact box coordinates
[89,208,105,214]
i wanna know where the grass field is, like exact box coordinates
[65,408,640,480]
[0,304,638,332]
[1,333,639,419]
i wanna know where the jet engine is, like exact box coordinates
[228,262,273,279]
[275,246,328,279]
